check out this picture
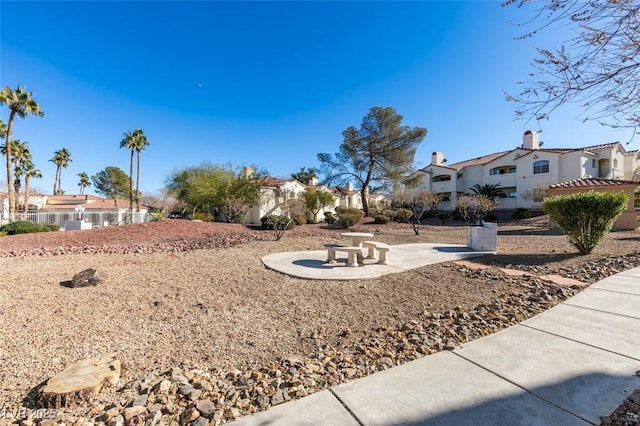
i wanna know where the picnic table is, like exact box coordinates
[340,232,374,247]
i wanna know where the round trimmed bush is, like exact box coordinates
[543,191,629,255]
[512,208,531,220]
[336,213,360,229]
[374,215,389,224]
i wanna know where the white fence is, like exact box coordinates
[2,211,151,229]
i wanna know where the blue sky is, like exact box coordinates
[1,1,634,195]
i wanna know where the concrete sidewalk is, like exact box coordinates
[231,267,640,425]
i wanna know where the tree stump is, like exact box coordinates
[39,353,121,408]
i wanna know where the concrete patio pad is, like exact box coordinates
[261,243,494,280]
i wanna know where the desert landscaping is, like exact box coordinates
[0,218,639,425]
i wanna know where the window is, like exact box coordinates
[591,159,596,168]
[433,174,451,182]
[498,187,517,198]
[490,166,516,175]
[533,160,549,174]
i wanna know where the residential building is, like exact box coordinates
[1,193,148,227]
[414,130,640,210]
[244,167,386,225]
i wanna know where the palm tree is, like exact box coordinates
[21,160,41,219]
[0,86,44,219]
[78,172,91,195]
[7,140,31,194]
[0,140,32,194]
[120,129,147,211]
[50,148,72,195]
[469,183,503,201]
[133,130,149,211]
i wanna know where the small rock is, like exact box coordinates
[192,417,209,426]
[255,393,270,409]
[144,411,161,426]
[194,400,216,418]
[153,380,171,395]
[133,394,148,407]
[223,408,240,421]
[123,406,146,422]
[270,390,290,406]
[107,415,124,426]
[180,407,199,424]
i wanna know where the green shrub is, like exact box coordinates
[512,208,531,220]
[151,211,165,221]
[0,231,7,237]
[336,213,360,229]
[394,208,413,222]
[324,211,336,224]
[44,223,61,232]
[374,215,389,224]
[484,212,498,222]
[543,191,629,255]
[0,220,53,235]
[261,214,295,230]
[382,209,398,221]
[436,212,450,224]
[191,211,213,221]
[335,207,365,221]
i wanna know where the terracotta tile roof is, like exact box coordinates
[581,142,622,151]
[46,194,103,204]
[43,197,138,210]
[440,141,630,173]
[624,150,639,156]
[548,178,640,190]
[260,177,287,188]
[445,151,511,170]
[538,148,582,154]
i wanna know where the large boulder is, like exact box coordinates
[69,268,109,288]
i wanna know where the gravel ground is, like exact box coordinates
[0,219,638,425]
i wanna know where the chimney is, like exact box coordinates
[522,130,540,150]
[242,166,255,178]
[308,177,318,186]
[346,182,353,191]
[431,152,445,166]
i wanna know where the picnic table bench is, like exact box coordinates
[362,241,390,264]
[324,244,364,267]
[324,241,390,266]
